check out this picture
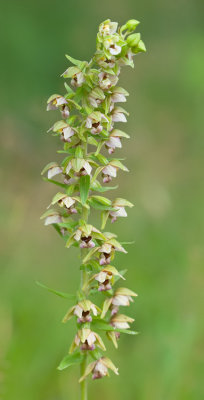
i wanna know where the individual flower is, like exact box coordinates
[40,209,62,226]
[93,265,125,291]
[47,164,62,179]
[101,287,138,318]
[126,48,135,62]
[105,136,122,154]
[66,159,92,176]
[105,128,130,154]
[79,357,118,382]
[66,224,104,249]
[99,19,118,37]
[111,87,129,103]
[71,71,85,87]
[85,112,108,135]
[108,198,133,223]
[75,229,95,249]
[109,206,127,223]
[102,165,117,183]
[69,328,106,353]
[103,36,122,56]
[50,193,78,214]
[98,72,118,90]
[98,243,113,265]
[110,314,134,330]
[111,106,128,123]
[63,300,99,323]
[88,87,105,108]
[95,54,116,69]
[48,120,76,142]
[47,94,70,118]
[98,238,127,265]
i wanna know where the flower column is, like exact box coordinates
[40,18,146,400]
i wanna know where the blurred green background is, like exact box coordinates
[0,0,203,399]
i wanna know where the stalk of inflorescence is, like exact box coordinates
[40,18,146,400]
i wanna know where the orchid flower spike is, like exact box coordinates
[41,17,146,399]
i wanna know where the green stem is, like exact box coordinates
[80,204,89,399]
[80,354,88,400]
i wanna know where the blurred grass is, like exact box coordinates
[0,0,204,399]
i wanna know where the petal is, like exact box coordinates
[63,126,75,140]
[83,161,92,175]
[44,215,61,225]
[106,136,122,149]
[63,196,75,209]
[65,162,72,175]
[73,305,83,318]
[109,45,121,55]
[85,117,92,128]
[95,361,108,376]
[90,304,98,316]
[110,207,127,218]
[87,332,96,346]
[74,229,82,241]
[95,271,107,283]
[112,112,127,123]
[112,93,127,103]
[48,166,62,179]
[102,165,117,178]
[112,295,130,306]
[56,96,67,106]
[112,321,130,329]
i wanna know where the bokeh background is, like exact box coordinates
[0,0,204,399]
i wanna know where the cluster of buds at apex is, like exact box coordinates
[98,72,118,90]
[85,111,108,135]
[40,209,62,226]
[70,328,106,353]
[62,300,99,324]
[110,314,134,330]
[88,87,105,108]
[99,19,118,37]
[48,120,75,142]
[79,357,118,382]
[66,159,92,177]
[47,94,70,118]
[93,265,125,292]
[109,198,133,223]
[50,192,78,214]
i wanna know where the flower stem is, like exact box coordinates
[80,354,88,400]
[80,204,89,399]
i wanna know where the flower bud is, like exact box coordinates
[125,19,140,31]
[126,33,141,48]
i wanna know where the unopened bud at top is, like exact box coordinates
[126,33,141,48]
[125,19,140,31]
